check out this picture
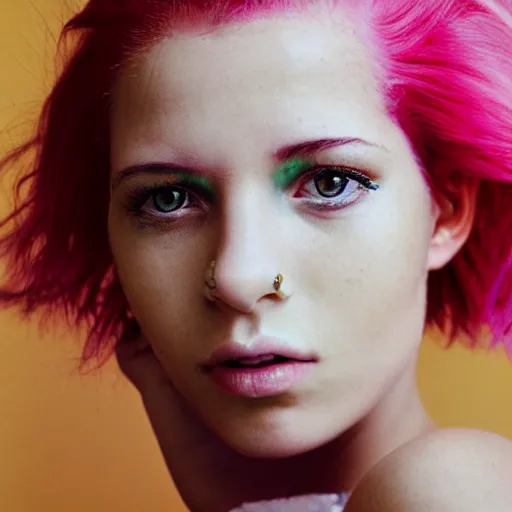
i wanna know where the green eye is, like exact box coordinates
[152,188,187,212]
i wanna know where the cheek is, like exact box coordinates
[308,207,430,296]
[109,224,209,339]
[297,178,433,354]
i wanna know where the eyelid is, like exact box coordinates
[140,177,213,201]
[324,168,380,191]
[175,174,215,199]
[272,157,315,189]
[119,170,215,195]
[293,168,378,213]
[123,180,204,217]
[273,157,379,192]
[291,164,380,193]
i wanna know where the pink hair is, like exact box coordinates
[1,0,511,371]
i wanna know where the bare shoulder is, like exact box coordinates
[345,428,512,511]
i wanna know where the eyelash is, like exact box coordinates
[124,182,204,227]
[123,167,379,226]
[292,166,379,211]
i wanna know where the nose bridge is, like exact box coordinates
[213,182,280,312]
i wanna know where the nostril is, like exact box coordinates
[258,291,285,303]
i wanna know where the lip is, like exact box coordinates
[202,337,318,398]
[203,337,317,367]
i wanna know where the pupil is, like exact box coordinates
[153,189,185,212]
[315,170,348,198]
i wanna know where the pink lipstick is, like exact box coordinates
[203,338,317,398]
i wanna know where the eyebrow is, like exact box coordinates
[274,137,388,161]
[111,163,204,190]
[112,137,387,188]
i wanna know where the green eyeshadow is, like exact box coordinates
[272,157,314,190]
[175,172,215,199]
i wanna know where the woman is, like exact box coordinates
[1,0,512,510]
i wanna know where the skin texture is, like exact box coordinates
[344,428,512,511]
[116,340,512,511]
[108,4,484,509]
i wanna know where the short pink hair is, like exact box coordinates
[1,0,511,371]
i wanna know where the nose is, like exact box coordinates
[209,190,288,313]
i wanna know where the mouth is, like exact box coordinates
[218,354,310,368]
[202,339,317,398]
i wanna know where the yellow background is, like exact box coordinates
[1,1,511,510]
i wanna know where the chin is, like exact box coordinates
[211,407,343,459]
[225,433,327,459]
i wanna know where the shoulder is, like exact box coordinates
[345,428,512,512]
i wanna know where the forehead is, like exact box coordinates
[110,6,386,168]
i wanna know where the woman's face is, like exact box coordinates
[109,7,440,457]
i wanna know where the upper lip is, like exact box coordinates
[203,336,318,368]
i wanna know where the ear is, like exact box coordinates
[427,177,480,271]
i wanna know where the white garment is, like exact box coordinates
[231,493,348,511]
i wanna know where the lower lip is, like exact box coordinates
[207,361,314,398]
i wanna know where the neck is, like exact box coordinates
[278,362,434,496]
[340,363,435,489]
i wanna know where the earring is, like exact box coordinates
[434,227,451,245]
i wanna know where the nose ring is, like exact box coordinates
[204,261,290,301]
[273,273,289,300]
[204,260,217,301]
